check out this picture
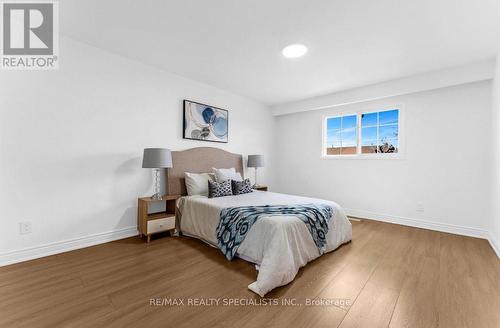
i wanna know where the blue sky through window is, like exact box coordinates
[361,112,377,127]
[379,109,398,125]
[326,115,357,149]
[361,127,377,146]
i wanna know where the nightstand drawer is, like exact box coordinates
[147,216,175,234]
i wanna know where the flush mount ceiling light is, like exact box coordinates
[282,44,308,58]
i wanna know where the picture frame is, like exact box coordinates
[183,100,229,143]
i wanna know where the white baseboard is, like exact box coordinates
[0,226,138,267]
[346,208,499,259]
[488,233,500,259]
[2,212,497,266]
[346,208,490,239]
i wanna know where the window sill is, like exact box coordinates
[321,153,404,160]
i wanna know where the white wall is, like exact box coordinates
[271,60,495,116]
[491,54,500,255]
[274,81,492,236]
[0,37,274,263]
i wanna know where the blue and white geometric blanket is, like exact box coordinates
[216,204,334,260]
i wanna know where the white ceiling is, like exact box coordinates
[61,0,500,105]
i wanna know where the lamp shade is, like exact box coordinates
[142,148,173,168]
[247,154,264,168]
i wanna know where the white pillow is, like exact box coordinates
[184,172,214,196]
[212,167,243,182]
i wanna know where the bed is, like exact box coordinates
[167,147,352,297]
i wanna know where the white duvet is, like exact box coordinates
[177,191,352,297]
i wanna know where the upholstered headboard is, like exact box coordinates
[166,147,244,196]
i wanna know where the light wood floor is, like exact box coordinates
[1,220,499,328]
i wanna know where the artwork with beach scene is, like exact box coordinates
[326,109,399,155]
[183,100,228,143]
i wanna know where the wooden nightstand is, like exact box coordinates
[253,186,268,191]
[138,195,180,243]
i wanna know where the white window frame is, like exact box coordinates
[321,105,404,160]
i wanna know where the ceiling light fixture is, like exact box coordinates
[282,44,308,58]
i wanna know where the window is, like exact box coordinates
[325,114,357,155]
[361,109,399,154]
[323,108,400,157]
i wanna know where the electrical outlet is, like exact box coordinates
[416,202,424,212]
[19,221,32,235]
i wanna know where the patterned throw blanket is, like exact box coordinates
[216,204,334,260]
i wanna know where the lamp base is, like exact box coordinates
[151,168,163,200]
[151,192,163,200]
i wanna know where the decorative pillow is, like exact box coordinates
[212,167,243,183]
[208,179,233,198]
[185,172,214,196]
[231,179,253,195]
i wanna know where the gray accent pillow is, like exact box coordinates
[208,179,233,198]
[232,178,253,195]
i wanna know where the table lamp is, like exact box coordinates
[142,148,173,200]
[247,154,264,188]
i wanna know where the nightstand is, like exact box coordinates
[138,195,180,243]
[253,186,268,191]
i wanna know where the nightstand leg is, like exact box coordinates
[147,235,151,243]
